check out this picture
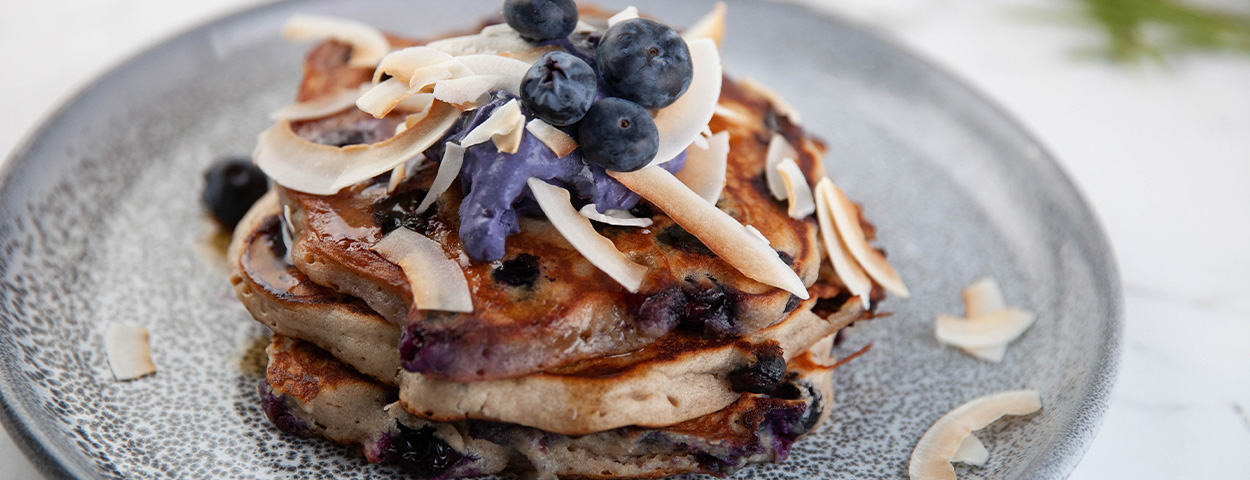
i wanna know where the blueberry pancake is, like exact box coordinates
[220,1,908,477]
[260,333,840,479]
[230,192,862,434]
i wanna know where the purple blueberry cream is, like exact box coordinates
[229,0,906,477]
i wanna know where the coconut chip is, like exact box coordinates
[357,77,417,119]
[270,84,370,121]
[526,119,578,158]
[764,134,798,200]
[371,229,474,313]
[415,143,465,215]
[776,158,816,218]
[740,76,803,124]
[935,309,1036,349]
[579,204,653,228]
[959,277,1009,361]
[609,167,808,298]
[910,390,1042,480]
[387,162,407,194]
[104,324,156,381]
[427,25,534,57]
[434,75,507,107]
[282,14,390,68]
[254,101,459,195]
[373,47,461,84]
[675,131,730,204]
[682,1,728,49]
[529,179,648,292]
[951,435,989,466]
[647,38,722,168]
[814,179,873,302]
[608,6,639,27]
[459,99,525,153]
[819,180,910,297]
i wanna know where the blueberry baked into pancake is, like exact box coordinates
[217,0,909,478]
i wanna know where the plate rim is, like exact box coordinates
[0,1,1124,478]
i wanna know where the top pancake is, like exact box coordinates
[277,23,850,382]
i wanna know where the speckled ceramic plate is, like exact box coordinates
[0,0,1122,478]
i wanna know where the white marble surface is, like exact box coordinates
[1,0,1248,478]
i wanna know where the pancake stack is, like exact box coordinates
[227,5,903,479]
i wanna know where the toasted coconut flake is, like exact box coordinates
[528,179,648,292]
[745,225,770,245]
[387,162,407,194]
[765,134,798,200]
[356,77,416,119]
[713,104,751,124]
[647,39,722,168]
[609,6,639,27]
[373,47,460,84]
[282,15,390,68]
[682,1,728,49]
[396,94,437,124]
[434,75,506,107]
[270,84,369,121]
[104,324,156,381]
[500,44,564,64]
[963,344,1008,363]
[740,76,803,123]
[254,102,459,195]
[814,179,873,301]
[951,435,989,466]
[964,277,1005,318]
[820,181,910,297]
[675,131,729,204]
[526,119,578,158]
[455,55,530,86]
[910,390,1042,480]
[415,143,465,215]
[459,99,525,153]
[579,204,653,228]
[372,229,474,312]
[776,158,816,218]
[609,167,808,298]
[427,25,534,56]
[935,309,1036,349]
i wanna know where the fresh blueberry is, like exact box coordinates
[577,97,658,172]
[503,0,579,42]
[728,352,787,393]
[202,157,268,229]
[521,51,597,126]
[392,423,464,477]
[596,18,693,109]
[493,254,541,287]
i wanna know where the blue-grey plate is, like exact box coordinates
[0,0,1121,478]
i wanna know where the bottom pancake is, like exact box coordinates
[261,334,839,479]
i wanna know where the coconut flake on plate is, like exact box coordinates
[371,229,474,312]
[739,76,803,124]
[104,324,156,381]
[959,277,1010,362]
[609,6,639,27]
[281,14,390,68]
[609,167,808,298]
[415,143,465,215]
[909,390,1042,480]
[675,130,729,204]
[527,119,578,158]
[459,99,525,153]
[270,84,370,121]
[765,134,798,200]
[951,435,989,466]
[647,38,722,168]
[935,309,1036,349]
[427,24,535,57]
[814,179,873,302]
[579,204,653,228]
[528,179,648,292]
[819,180,910,297]
[254,101,459,195]
[776,158,816,218]
[682,1,728,49]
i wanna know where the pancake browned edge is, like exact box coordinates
[230,194,863,435]
[260,333,839,479]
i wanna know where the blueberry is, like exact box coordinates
[202,157,268,229]
[577,97,658,172]
[596,18,693,109]
[493,254,541,287]
[728,352,787,393]
[503,0,579,42]
[521,51,597,126]
[392,423,464,477]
